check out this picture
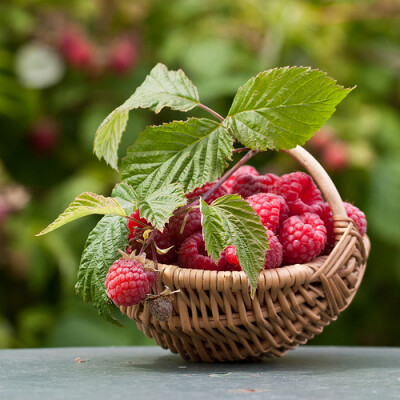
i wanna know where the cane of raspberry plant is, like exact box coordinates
[36,63,354,321]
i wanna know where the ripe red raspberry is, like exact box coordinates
[224,165,259,193]
[264,231,284,269]
[272,172,323,215]
[319,202,367,253]
[246,193,289,233]
[105,258,156,306]
[218,247,242,271]
[168,208,202,245]
[279,213,327,265]
[231,173,279,198]
[221,230,283,270]
[127,210,149,240]
[344,202,367,236]
[224,245,239,265]
[186,182,228,204]
[289,199,326,218]
[178,231,225,271]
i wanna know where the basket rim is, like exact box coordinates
[156,234,370,292]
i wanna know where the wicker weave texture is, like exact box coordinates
[121,217,370,362]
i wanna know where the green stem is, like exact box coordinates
[174,149,259,215]
[198,103,224,122]
[201,149,259,202]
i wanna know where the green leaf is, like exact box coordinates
[224,66,353,151]
[37,192,127,236]
[75,215,129,323]
[93,109,129,171]
[137,183,186,230]
[93,63,199,170]
[200,195,268,295]
[121,118,234,193]
[124,62,200,113]
[111,182,139,213]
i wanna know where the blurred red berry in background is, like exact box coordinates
[59,28,94,69]
[108,36,138,75]
[28,118,60,156]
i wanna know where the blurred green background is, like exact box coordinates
[0,0,399,348]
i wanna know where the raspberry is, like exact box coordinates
[221,230,283,270]
[225,245,239,265]
[218,248,241,271]
[130,228,177,264]
[178,231,225,271]
[168,208,202,245]
[127,210,149,240]
[231,173,279,198]
[289,199,326,218]
[319,202,367,253]
[246,193,289,233]
[279,213,327,265]
[272,172,323,215]
[264,231,284,269]
[344,202,367,236]
[186,182,228,204]
[224,165,259,193]
[105,258,156,306]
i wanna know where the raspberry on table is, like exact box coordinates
[279,212,327,265]
[272,172,323,214]
[186,182,228,204]
[230,173,279,198]
[246,193,289,233]
[168,208,202,245]
[178,231,225,271]
[105,258,156,306]
[225,165,259,193]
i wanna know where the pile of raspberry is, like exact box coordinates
[106,167,367,306]
[126,167,366,270]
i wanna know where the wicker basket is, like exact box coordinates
[120,146,370,362]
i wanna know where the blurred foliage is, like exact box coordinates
[0,0,399,348]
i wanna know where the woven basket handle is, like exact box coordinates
[284,146,347,217]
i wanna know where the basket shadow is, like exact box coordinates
[127,347,395,376]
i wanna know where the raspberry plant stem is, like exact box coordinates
[198,103,224,122]
[202,149,259,202]
[174,149,259,215]
[125,215,151,228]
[232,147,251,153]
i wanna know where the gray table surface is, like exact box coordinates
[0,346,399,399]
